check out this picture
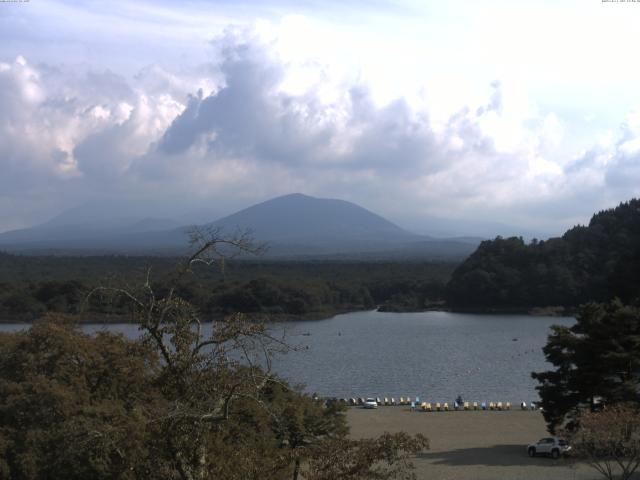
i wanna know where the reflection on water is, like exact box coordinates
[0,310,573,403]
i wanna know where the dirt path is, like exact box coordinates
[347,407,601,480]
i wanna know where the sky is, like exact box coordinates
[1,0,639,236]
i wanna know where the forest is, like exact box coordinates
[0,254,454,322]
[446,199,640,311]
[2,199,639,322]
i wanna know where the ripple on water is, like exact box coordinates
[268,310,574,403]
[0,311,573,403]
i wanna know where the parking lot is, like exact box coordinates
[347,407,602,479]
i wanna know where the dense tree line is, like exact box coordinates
[0,255,455,321]
[446,199,640,310]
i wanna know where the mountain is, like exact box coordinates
[445,198,640,310]
[209,193,419,247]
[202,193,479,258]
[0,215,184,251]
[0,217,182,244]
[0,193,479,259]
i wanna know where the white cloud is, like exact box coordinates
[1,17,640,235]
[0,55,195,228]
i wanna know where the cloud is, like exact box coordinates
[146,29,448,183]
[602,112,640,192]
[132,28,584,233]
[0,56,189,228]
[1,24,639,236]
[0,56,56,192]
[562,110,640,202]
[155,31,335,165]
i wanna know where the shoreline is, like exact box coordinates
[0,307,369,325]
[0,304,576,325]
[381,304,574,317]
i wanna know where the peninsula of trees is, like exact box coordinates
[446,199,640,312]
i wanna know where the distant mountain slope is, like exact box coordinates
[0,193,478,259]
[445,198,640,310]
[210,193,422,245]
[0,216,183,248]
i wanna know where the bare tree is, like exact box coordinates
[81,227,429,479]
[87,227,284,480]
[564,405,640,480]
[184,225,266,280]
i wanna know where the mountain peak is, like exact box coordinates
[0,193,479,259]
[211,193,417,246]
[277,193,312,200]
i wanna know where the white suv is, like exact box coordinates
[527,437,571,458]
[363,398,378,409]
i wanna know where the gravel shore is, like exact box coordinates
[346,407,601,480]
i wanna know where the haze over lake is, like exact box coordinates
[1,311,573,403]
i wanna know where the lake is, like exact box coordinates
[0,310,573,404]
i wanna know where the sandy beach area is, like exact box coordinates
[346,406,602,480]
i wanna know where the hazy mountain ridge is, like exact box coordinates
[209,193,423,244]
[0,193,478,259]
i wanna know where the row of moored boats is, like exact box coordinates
[332,397,539,410]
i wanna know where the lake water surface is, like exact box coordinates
[1,310,573,404]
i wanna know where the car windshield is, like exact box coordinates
[366,398,375,402]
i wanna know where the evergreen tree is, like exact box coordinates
[446,198,640,310]
[532,301,640,433]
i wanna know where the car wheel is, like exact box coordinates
[528,447,536,457]
[551,449,559,459]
